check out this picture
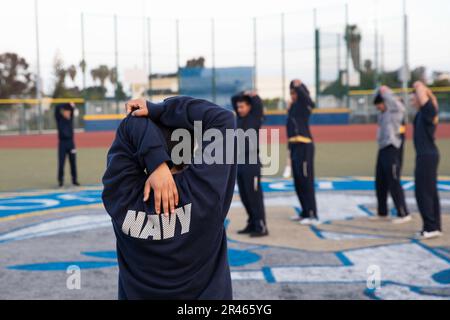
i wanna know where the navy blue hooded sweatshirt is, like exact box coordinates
[55,104,74,141]
[414,100,439,156]
[102,96,236,300]
[287,84,315,141]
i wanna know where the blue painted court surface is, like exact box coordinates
[1,177,449,219]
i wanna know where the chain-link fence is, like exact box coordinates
[349,89,450,124]
[3,2,440,133]
[0,101,85,134]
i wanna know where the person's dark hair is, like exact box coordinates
[290,81,315,108]
[373,93,384,105]
[289,81,296,90]
[289,81,311,96]
[62,103,73,111]
[235,94,252,106]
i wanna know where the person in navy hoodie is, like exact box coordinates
[231,91,268,237]
[102,96,236,299]
[287,79,319,225]
[54,102,79,187]
[410,81,442,239]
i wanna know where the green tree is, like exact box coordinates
[115,82,128,101]
[186,57,205,68]
[79,60,87,76]
[81,86,107,100]
[0,52,34,99]
[52,53,67,98]
[90,65,110,88]
[109,67,117,85]
[67,65,77,84]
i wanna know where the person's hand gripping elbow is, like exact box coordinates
[144,163,179,217]
[126,99,149,117]
[125,99,179,216]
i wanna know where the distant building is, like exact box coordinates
[433,71,450,82]
[148,73,179,102]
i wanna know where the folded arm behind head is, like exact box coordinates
[106,115,179,216]
[376,85,400,112]
[125,96,236,212]
[414,81,438,109]
[289,79,315,118]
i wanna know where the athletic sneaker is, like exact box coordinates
[237,226,254,235]
[299,218,321,226]
[368,215,390,221]
[250,230,269,238]
[290,215,302,222]
[415,231,443,240]
[283,166,292,178]
[392,215,412,224]
[73,181,81,187]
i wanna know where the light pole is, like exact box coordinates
[211,18,216,104]
[34,0,43,133]
[402,0,409,106]
[314,8,320,108]
[253,17,257,91]
[81,13,86,92]
[280,13,286,109]
[345,3,350,109]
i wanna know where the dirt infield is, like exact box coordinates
[1,124,450,149]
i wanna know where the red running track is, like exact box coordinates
[1,124,450,149]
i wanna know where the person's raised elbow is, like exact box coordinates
[121,114,150,137]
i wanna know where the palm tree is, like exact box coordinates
[79,60,86,74]
[90,65,110,88]
[97,65,110,88]
[109,67,118,85]
[90,68,99,84]
[67,65,77,84]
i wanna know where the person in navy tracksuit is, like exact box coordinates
[287,80,319,225]
[231,91,268,237]
[410,81,442,239]
[55,103,79,187]
[102,96,236,299]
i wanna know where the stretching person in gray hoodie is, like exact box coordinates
[372,86,411,224]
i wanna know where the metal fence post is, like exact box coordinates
[345,4,350,109]
[80,12,87,126]
[253,17,257,91]
[374,2,380,87]
[142,1,147,72]
[147,17,153,100]
[34,0,43,133]
[280,13,286,109]
[211,18,217,103]
[402,0,409,107]
[81,13,86,92]
[176,19,181,93]
[114,15,119,113]
[314,9,320,108]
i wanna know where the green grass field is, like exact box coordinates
[1,140,449,192]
